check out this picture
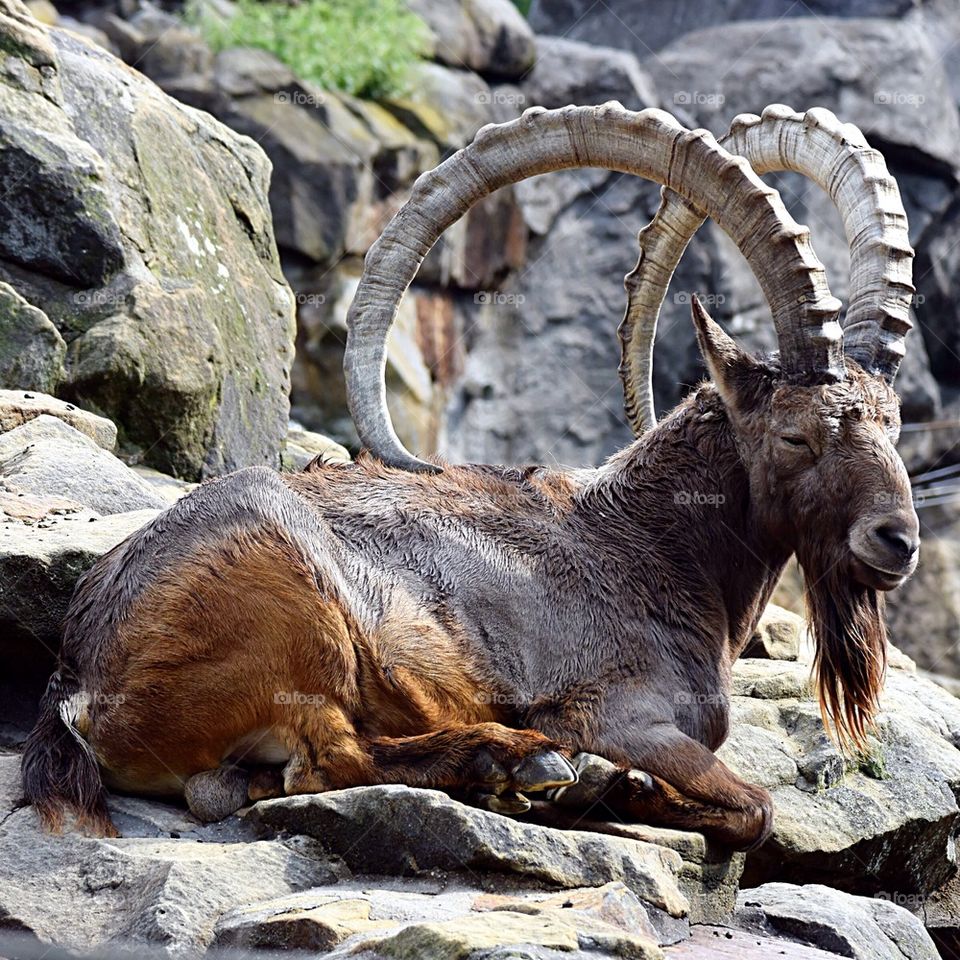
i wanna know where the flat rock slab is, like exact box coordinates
[0,390,116,450]
[733,882,939,960]
[0,506,157,647]
[0,416,165,515]
[665,926,847,959]
[247,785,689,922]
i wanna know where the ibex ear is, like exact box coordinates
[690,296,761,413]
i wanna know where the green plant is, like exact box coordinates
[185,0,430,100]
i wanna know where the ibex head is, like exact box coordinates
[342,102,919,751]
[616,104,920,749]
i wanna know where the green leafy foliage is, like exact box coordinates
[185,0,431,99]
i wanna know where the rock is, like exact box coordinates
[741,605,804,661]
[365,912,576,959]
[106,6,212,82]
[734,882,939,960]
[722,658,960,896]
[530,0,924,58]
[247,785,690,922]
[0,416,165,515]
[0,2,296,480]
[645,19,960,175]
[282,422,351,472]
[407,0,536,80]
[914,195,960,384]
[382,61,495,151]
[0,283,65,393]
[129,464,196,504]
[0,789,344,955]
[443,173,661,466]
[886,507,960,679]
[290,270,452,457]
[0,507,155,739]
[213,891,389,951]
[519,35,658,112]
[0,389,115,449]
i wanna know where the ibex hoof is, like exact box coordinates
[547,752,618,805]
[184,765,250,823]
[480,790,532,815]
[512,751,579,792]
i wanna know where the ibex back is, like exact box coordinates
[22,104,919,849]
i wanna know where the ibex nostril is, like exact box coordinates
[874,524,919,559]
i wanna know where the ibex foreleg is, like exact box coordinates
[551,725,772,850]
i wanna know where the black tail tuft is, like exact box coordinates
[20,670,116,837]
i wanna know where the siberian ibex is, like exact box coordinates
[23,103,919,850]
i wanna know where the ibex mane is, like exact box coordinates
[22,104,919,849]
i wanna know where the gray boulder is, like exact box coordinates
[406,0,536,80]
[0,0,296,481]
[0,415,165,515]
[519,35,658,112]
[0,506,156,740]
[0,283,65,393]
[734,882,939,960]
[645,18,960,174]
[0,756,344,956]
[722,656,960,896]
[0,389,116,450]
[530,0,919,57]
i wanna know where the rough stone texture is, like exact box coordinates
[0,415,165,515]
[519,35,658,112]
[0,505,155,739]
[734,883,939,960]
[0,0,295,480]
[723,657,960,896]
[406,0,537,80]
[914,195,960,386]
[740,604,804,661]
[247,785,689,921]
[0,389,115,449]
[0,755,345,956]
[0,282,65,393]
[213,892,391,952]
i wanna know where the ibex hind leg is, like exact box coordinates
[275,709,578,811]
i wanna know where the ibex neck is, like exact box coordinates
[578,391,791,659]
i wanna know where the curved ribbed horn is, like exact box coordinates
[345,102,842,472]
[620,103,914,434]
